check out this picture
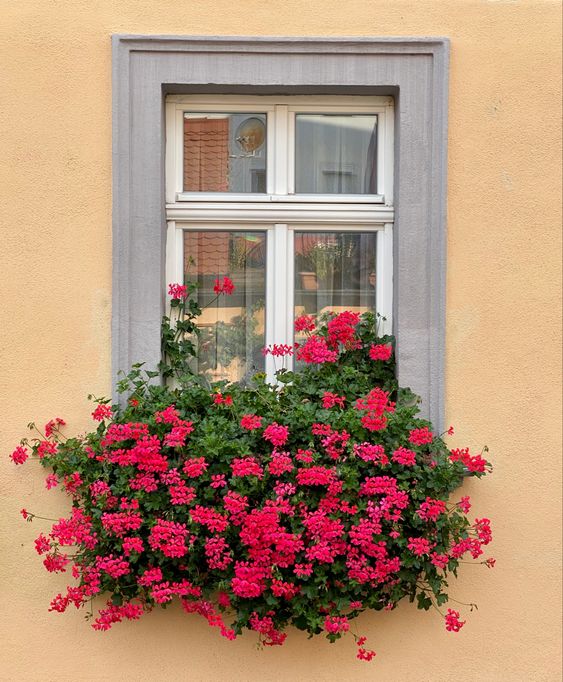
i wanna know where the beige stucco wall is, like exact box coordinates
[1,1,561,680]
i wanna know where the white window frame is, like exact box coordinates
[165,95,394,382]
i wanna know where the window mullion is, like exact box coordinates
[273,105,289,195]
[272,223,292,346]
[266,223,293,381]
[265,227,276,380]
[287,227,295,348]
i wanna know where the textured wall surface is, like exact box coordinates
[0,1,561,680]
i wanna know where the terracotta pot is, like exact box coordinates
[299,272,318,290]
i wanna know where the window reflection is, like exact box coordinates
[184,231,266,382]
[295,115,378,194]
[183,114,267,193]
[294,232,377,342]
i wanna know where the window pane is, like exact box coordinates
[184,231,266,382]
[295,115,377,194]
[294,231,377,334]
[183,113,267,192]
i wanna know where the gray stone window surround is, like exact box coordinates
[112,35,449,429]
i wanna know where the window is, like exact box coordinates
[112,36,449,428]
[165,95,394,382]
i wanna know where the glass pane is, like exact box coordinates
[184,231,267,383]
[294,231,377,339]
[183,113,267,192]
[295,114,378,194]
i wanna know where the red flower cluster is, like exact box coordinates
[240,414,262,430]
[407,537,433,556]
[449,447,490,473]
[327,311,362,349]
[391,447,416,466]
[322,392,346,409]
[408,427,434,446]
[355,387,395,432]
[262,344,295,357]
[294,314,316,333]
[417,497,447,522]
[92,404,112,422]
[10,306,493,664]
[148,519,189,558]
[263,422,289,447]
[445,608,465,632]
[10,446,28,465]
[92,601,144,630]
[296,335,338,364]
[213,276,235,296]
[168,283,188,300]
[356,636,376,661]
[45,418,66,438]
[213,392,233,406]
[369,343,393,361]
[250,611,287,646]
[324,615,350,634]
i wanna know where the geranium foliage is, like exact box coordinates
[11,279,493,661]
